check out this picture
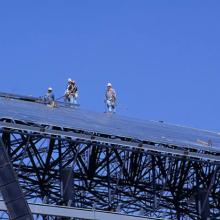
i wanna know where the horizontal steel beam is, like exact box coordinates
[0,121,220,162]
[0,200,161,220]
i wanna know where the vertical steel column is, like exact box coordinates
[61,168,73,205]
[58,139,63,203]
[60,167,74,220]
[152,155,157,210]
[107,147,112,210]
[197,189,210,220]
[0,138,33,220]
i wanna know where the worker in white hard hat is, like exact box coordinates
[64,78,78,105]
[105,83,116,113]
[44,87,55,106]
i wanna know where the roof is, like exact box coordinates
[0,94,220,152]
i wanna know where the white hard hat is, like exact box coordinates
[48,87,53,91]
[68,78,72,82]
[107,83,112,87]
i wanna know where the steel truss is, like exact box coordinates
[0,118,220,219]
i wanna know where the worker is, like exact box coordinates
[105,83,116,113]
[64,78,78,105]
[44,87,55,106]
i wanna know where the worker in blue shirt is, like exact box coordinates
[44,87,55,105]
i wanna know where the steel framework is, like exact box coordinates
[0,93,220,219]
[0,117,220,220]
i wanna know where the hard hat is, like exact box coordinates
[107,83,112,87]
[68,78,72,82]
[48,87,53,91]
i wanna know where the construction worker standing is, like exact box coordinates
[105,83,116,113]
[64,78,78,105]
[44,87,55,106]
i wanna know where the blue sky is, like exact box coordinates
[0,1,219,131]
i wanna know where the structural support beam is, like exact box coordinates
[1,121,220,162]
[0,139,33,220]
[0,200,160,220]
[196,189,210,220]
[61,168,74,205]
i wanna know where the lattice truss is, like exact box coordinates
[0,119,220,220]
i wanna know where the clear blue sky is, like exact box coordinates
[0,1,219,131]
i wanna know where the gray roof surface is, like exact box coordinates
[0,97,220,152]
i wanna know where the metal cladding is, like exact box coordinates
[0,96,219,152]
